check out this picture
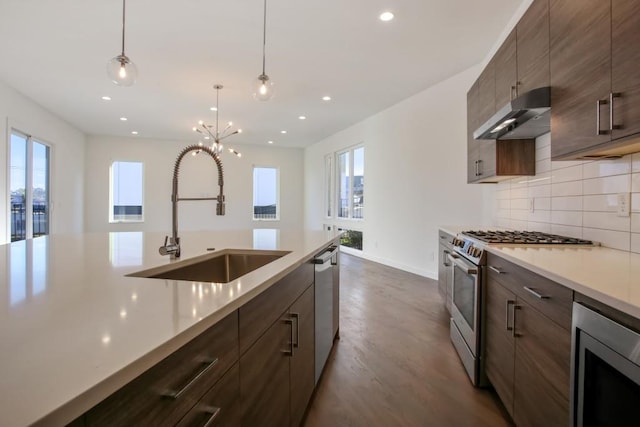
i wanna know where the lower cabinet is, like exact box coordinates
[485,253,572,427]
[239,284,315,427]
[78,256,323,427]
[437,230,454,313]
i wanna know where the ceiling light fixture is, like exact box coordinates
[379,11,395,22]
[280,130,287,134]
[192,84,242,156]
[322,96,332,101]
[253,0,274,101]
[131,131,138,135]
[268,140,273,144]
[120,117,128,121]
[107,0,138,86]
[101,96,112,101]
[298,115,307,120]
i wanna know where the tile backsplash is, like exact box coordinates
[492,133,640,253]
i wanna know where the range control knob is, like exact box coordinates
[452,238,464,247]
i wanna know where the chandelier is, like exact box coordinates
[193,84,242,157]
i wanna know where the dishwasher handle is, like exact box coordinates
[312,245,338,264]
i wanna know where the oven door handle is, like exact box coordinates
[448,254,478,275]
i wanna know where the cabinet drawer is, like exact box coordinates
[239,261,313,354]
[87,311,239,426]
[438,230,454,249]
[486,253,573,330]
[176,363,241,427]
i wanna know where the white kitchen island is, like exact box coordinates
[0,229,340,427]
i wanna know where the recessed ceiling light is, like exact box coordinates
[120,117,128,121]
[322,96,331,101]
[268,140,274,144]
[101,96,111,101]
[379,11,394,21]
[299,115,307,120]
[281,130,287,134]
[210,107,217,111]
[131,131,138,135]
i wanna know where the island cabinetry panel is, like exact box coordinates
[239,261,315,427]
[484,253,572,426]
[175,363,241,427]
[239,262,314,354]
[550,0,640,159]
[85,311,239,426]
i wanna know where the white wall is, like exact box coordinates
[0,79,85,244]
[84,136,304,233]
[304,65,486,278]
[485,133,640,253]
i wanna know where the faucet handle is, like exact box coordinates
[163,235,169,246]
[159,235,180,257]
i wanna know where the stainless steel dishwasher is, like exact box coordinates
[313,244,339,384]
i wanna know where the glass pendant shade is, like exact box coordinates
[253,74,274,101]
[107,54,137,86]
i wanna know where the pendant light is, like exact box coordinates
[253,0,274,101]
[193,85,242,157]
[107,0,138,86]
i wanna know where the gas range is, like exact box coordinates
[452,230,594,265]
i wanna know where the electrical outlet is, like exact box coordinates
[529,198,535,213]
[617,192,630,217]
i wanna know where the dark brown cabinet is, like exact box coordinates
[239,262,315,427]
[484,253,572,426]
[289,285,315,427]
[85,312,239,427]
[550,0,640,159]
[437,229,454,312]
[494,30,517,108]
[516,0,550,95]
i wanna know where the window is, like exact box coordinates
[324,154,334,218]
[110,161,144,222]
[253,167,279,220]
[10,131,50,242]
[339,228,363,251]
[336,145,364,220]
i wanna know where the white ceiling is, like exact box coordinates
[0,0,524,148]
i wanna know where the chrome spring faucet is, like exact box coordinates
[159,144,225,258]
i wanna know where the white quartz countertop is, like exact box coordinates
[485,245,640,319]
[0,229,340,427]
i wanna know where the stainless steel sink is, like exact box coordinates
[128,249,290,283]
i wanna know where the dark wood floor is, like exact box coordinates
[304,254,512,427]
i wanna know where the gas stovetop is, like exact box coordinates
[461,230,594,245]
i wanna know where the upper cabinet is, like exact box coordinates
[550,0,640,159]
[494,30,517,108]
[516,0,550,94]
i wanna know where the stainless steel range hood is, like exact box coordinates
[473,87,550,140]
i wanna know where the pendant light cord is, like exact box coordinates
[215,87,220,140]
[121,0,126,56]
[261,0,267,74]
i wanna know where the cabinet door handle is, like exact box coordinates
[511,85,517,101]
[291,312,300,348]
[505,300,515,331]
[523,286,550,299]
[283,318,294,356]
[610,92,621,131]
[512,304,521,338]
[443,250,451,267]
[596,98,609,135]
[162,357,219,399]
[474,160,479,176]
[489,265,503,274]
[477,159,483,176]
[202,406,222,427]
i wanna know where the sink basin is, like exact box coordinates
[128,249,290,283]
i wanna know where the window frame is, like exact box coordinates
[252,165,280,221]
[8,129,52,242]
[334,144,364,221]
[324,153,334,219]
[109,160,145,223]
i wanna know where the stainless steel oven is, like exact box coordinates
[448,250,484,386]
[571,303,640,426]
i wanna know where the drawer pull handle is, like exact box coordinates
[291,312,300,348]
[513,305,522,338]
[202,406,222,427]
[523,286,550,300]
[489,266,504,274]
[162,357,219,399]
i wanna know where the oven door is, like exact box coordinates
[449,252,480,355]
